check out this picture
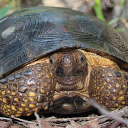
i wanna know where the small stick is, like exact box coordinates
[34,112,42,128]
[121,17,128,29]
[89,99,128,126]
[11,115,35,124]
[45,116,96,122]
[0,117,12,121]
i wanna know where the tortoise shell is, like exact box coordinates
[0,6,128,78]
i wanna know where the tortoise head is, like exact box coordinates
[50,50,88,91]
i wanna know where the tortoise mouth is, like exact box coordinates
[55,75,85,91]
[56,75,80,86]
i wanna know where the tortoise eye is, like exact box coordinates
[79,56,85,63]
[80,57,84,62]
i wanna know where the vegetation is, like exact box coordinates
[93,0,105,21]
[0,0,21,18]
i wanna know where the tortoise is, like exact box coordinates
[0,6,128,117]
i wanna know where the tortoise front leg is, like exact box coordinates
[0,63,55,117]
[89,66,128,110]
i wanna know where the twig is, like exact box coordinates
[15,121,28,127]
[121,17,128,29]
[34,112,42,128]
[45,116,96,122]
[89,99,128,126]
[0,117,12,121]
[109,121,121,128]
[11,115,35,124]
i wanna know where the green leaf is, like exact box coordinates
[120,0,126,19]
[108,17,120,25]
[93,0,105,21]
[0,6,12,18]
[115,28,124,32]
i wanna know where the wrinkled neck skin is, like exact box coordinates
[50,49,89,92]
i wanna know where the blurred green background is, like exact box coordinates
[0,0,128,43]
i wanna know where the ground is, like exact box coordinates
[0,0,128,128]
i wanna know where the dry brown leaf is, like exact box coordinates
[66,124,73,128]
[81,120,99,128]
[40,118,53,128]
[10,124,19,128]
[66,121,81,128]
[71,120,81,128]
[0,121,11,128]
[27,123,39,128]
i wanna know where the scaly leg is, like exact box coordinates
[0,63,55,117]
[89,66,128,110]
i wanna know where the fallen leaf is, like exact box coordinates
[81,120,99,128]
[10,124,19,128]
[27,123,39,128]
[66,121,81,128]
[0,121,11,128]
[40,118,53,128]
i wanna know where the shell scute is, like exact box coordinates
[0,7,127,77]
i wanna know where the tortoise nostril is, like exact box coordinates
[56,67,64,76]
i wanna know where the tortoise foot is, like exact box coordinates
[0,63,55,117]
[89,66,128,110]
